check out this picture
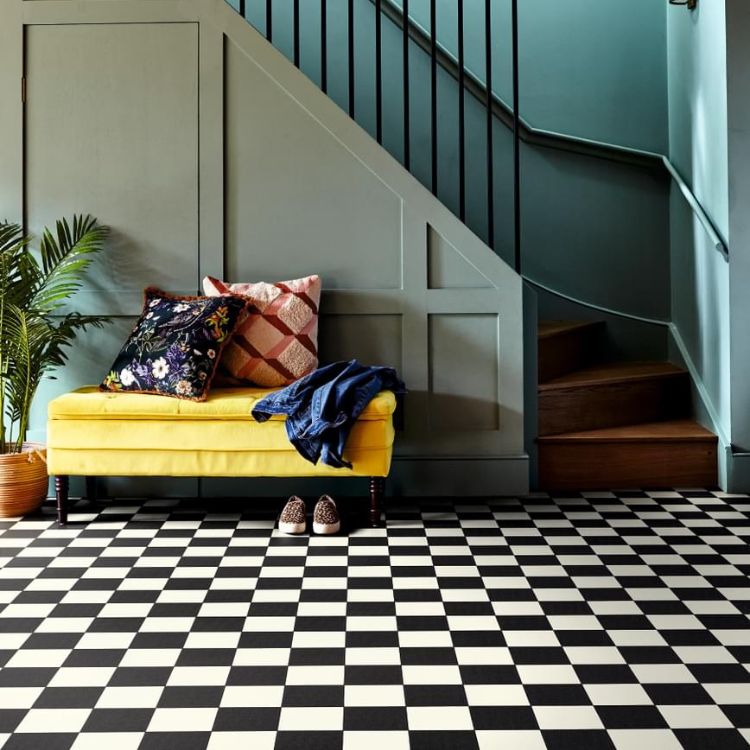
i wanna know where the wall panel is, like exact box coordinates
[224,37,403,291]
[25,22,200,316]
[319,314,403,372]
[429,313,500,432]
[427,227,494,290]
[0,2,22,221]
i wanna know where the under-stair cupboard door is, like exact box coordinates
[24,22,200,456]
[25,22,200,316]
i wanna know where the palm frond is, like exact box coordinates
[0,215,109,452]
[0,222,34,306]
[0,222,24,255]
[3,304,51,452]
[40,313,111,372]
[33,215,108,313]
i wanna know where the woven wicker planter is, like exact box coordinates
[0,443,48,517]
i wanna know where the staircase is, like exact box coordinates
[224,0,718,492]
[537,321,718,489]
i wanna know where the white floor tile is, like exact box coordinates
[207,732,276,750]
[344,685,406,707]
[71,733,143,750]
[96,686,164,708]
[147,707,218,732]
[220,685,285,708]
[658,704,733,729]
[342,731,410,750]
[407,706,473,730]
[533,705,604,730]
[16,709,90,733]
[476,729,547,750]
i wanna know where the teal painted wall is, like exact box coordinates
[517,0,668,152]
[668,6,728,236]
[666,3,731,469]
[242,0,669,150]
[352,0,669,151]
[235,0,671,321]
[726,0,750,458]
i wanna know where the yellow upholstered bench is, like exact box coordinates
[47,386,396,526]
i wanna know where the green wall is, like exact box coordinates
[727,0,750,464]
[360,0,669,151]
[666,2,731,477]
[236,0,672,321]
[517,0,668,152]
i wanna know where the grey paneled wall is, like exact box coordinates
[224,38,402,291]
[1,0,526,497]
[232,0,671,323]
[25,22,201,316]
[217,2,525,480]
[23,17,202,459]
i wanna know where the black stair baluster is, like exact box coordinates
[266,0,273,42]
[348,0,355,118]
[321,0,328,94]
[239,0,245,19]
[403,0,410,170]
[376,0,383,144]
[293,0,300,67]
[458,0,465,221]
[485,0,494,249]
[430,0,437,195]
[512,0,521,272]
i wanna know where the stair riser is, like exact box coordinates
[539,326,602,382]
[539,376,690,436]
[538,440,717,490]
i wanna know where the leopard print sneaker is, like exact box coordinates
[313,495,340,535]
[278,496,307,535]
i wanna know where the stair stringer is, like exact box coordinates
[195,0,527,495]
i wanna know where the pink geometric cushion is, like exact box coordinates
[202,275,321,387]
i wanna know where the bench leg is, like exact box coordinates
[370,477,385,528]
[55,476,69,526]
[85,476,98,504]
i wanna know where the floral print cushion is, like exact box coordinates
[100,288,247,401]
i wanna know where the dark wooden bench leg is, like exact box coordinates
[370,477,385,528]
[85,476,98,504]
[55,476,69,525]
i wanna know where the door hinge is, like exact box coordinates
[21,77,25,104]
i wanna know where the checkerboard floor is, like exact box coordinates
[0,490,748,749]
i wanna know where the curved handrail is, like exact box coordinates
[377,0,729,260]
[662,157,729,260]
[523,277,670,327]
[377,0,663,168]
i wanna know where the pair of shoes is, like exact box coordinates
[278,495,340,535]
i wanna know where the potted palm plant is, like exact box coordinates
[0,215,109,517]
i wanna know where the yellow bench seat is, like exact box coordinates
[47,386,397,526]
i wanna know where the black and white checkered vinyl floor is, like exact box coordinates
[0,490,748,749]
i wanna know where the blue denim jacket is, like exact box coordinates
[251,360,406,469]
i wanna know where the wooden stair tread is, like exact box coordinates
[538,320,604,340]
[539,419,717,444]
[540,361,686,390]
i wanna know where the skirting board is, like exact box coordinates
[389,456,529,497]
[726,447,750,494]
[45,457,530,500]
